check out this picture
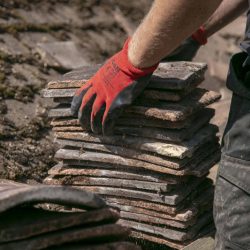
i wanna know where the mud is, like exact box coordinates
[0,110,56,182]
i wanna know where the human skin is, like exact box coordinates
[128,0,222,68]
[204,0,248,37]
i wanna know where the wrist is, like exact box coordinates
[126,39,149,69]
[120,38,158,75]
[191,26,207,45]
[127,50,145,70]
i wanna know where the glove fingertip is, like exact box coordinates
[102,111,117,136]
[78,94,96,132]
[102,120,115,136]
[71,96,81,117]
[92,109,105,135]
[71,85,92,117]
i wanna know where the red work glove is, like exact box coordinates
[191,26,207,45]
[71,39,158,135]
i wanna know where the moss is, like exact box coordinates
[0,84,15,98]
[0,22,61,34]
[0,83,41,100]
[0,101,7,114]
[0,51,9,61]
[0,72,5,82]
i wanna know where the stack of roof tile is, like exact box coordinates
[42,62,221,249]
[0,179,139,250]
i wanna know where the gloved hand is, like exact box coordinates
[162,26,207,62]
[71,39,158,135]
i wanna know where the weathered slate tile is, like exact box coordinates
[48,163,187,184]
[16,8,61,26]
[36,41,90,70]
[190,187,214,211]
[186,145,220,173]
[0,34,30,59]
[73,178,205,205]
[52,65,101,84]
[115,116,211,142]
[49,106,72,118]
[109,202,197,222]
[119,211,196,229]
[63,150,217,180]
[42,88,76,98]
[119,212,212,242]
[52,4,85,27]
[51,108,215,130]
[129,88,221,121]
[148,62,207,90]
[46,107,78,118]
[107,189,213,223]
[51,118,79,126]
[54,125,218,159]
[9,64,47,87]
[107,197,183,216]
[131,230,186,250]
[142,82,200,101]
[59,164,213,186]
[43,57,219,250]
[52,126,85,132]
[43,81,200,102]
[55,147,219,176]
[44,175,177,193]
[19,32,57,50]
[182,236,215,250]
[55,148,174,175]
[187,150,221,177]
[48,89,220,121]
[16,4,84,29]
[47,66,95,93]
[49,82,84,90]
[54,113,212,142]
[0,224,129,250]
[105,185,214,215]
[0,179,105,213]
[53,126,83,132]
[130,225,214,250]
[0,17,20,31]
[0,207,119,243]
[47,62,206,90]
[54,139,219,170]
[61,149,219,177]
[51,85,201,103]
[53,97,73,103]
[51,241,141,250]
[49,88,221,122]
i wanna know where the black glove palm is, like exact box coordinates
[162,37,200,62]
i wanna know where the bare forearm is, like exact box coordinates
[128,0,222,68]
[204,0,248,37]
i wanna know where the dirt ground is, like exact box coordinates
[0,1,246,183]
